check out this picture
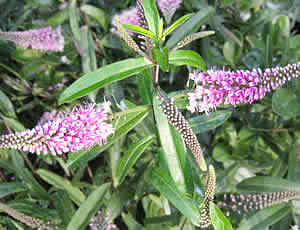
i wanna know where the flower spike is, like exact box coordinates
[0,26,64,52]
[158,97,207,171]
[0,202,57,230]
[0,103,114,155]
[218,190,300,217]
[200,165,216,228]
[187,62,300,114]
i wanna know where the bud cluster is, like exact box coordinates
[200,165,216,228]
[217,190,300,217]
[90,211,116,230]
[158,97,207,171]
[0,202,57,230]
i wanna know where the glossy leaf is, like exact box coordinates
[66,183,110,230]
[0,182,27,199]
[166,7,215,49]
[237,176,300,193]
[237,203,291,230]
[163,13,194,37]
[210,202,233,230]
[66,106,150,169]
[189,110,232,134]
[153,95,186,192]
[11,150,49,200]
[59,58,154,104]
[141,0,160,36]
[169,50,206,70]
[117,134,154,185]
[51,190,75,226]
[69,0,81,41]
[150,168,200,226]
[272,88,300,119]
[122,24,156,40]
[0,89,16,118]
[81,4,108,31]
[37,169,86,206]
[152,47,169,72]
[223,30,243,64]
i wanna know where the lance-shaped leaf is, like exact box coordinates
[150,167,200,226]
[59,58,154,104]
[66,183,110,230]
[169,50,206,70]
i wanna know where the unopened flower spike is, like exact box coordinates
[157,0,182,23]
[158,97,207,171]
[0,202,57,230]
[200,165,216,228]
[0,26,64,52]
[217,190,300,217]
[115,16,146,57]
[0,103,114,155]
[188,62,300,114]
[90,210,116,230]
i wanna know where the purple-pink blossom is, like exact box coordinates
[90,211,116,230]
[157,0,182,23]
[0,103,114,155]
[111,7,141,36]
[0,26,64,52]
[187,62,300,114]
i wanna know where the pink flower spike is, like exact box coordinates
[0,26,64,52]
[187,62,300,114]
[111,7,141,36]
[157,0,182,23]
[0,103,114,155]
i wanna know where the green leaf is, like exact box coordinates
[150,168,200,226]
[80,4,108,31]
[66,106,150,169]
[272,88,300,119]
[37,169,86,206]
[47,8,69,26]
[69,0,81,41]
[237,203,291,230]
[117,135,154,185]
[163,13,194,38]
[0,89,16,118]
[189,111,232,134]
[169,50,206,70]
[2,117,25,132]
[166,7,215,49]
[8,200,57,220]
[152,47,169,72]
[210,202,233,230]
[66,183,110,230]
[237,176,300,193]
[122,24,157,40]
[0,182,27,199]
[136,68,153,105]
[141,0,160,37]
[11,151,49,200]
[51,190,75,226]
[59,58,154,104]
[122,212,145,230]
[153,95,186,192]
[223,30,243,64]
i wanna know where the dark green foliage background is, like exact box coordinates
[0,0,299,229]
